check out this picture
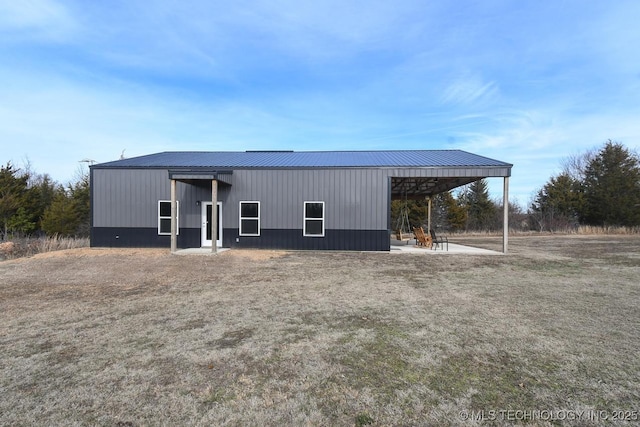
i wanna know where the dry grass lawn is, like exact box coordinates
[1,235,639,426]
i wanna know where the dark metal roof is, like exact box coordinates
[93,150,512,169]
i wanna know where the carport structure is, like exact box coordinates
[390,176,510,254]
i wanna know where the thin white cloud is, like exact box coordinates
[7,1,433,76]
[440,76,499,106]
[0,66,329,182]
[0,0,77,41]
[239,0,427,57]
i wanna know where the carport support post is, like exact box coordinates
[170,179,177,253]
[211,179,218,253]
[503,177,509,254]
[427,197,432,232]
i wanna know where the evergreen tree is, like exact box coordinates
[581,141,640,226]
[30,174,59,231]
[11,174,60,235]
[390,199,428,233]
[40,171,91,237]
[0,163,30,238]
[530,173,583,231]
[0,162,89,238]
[41,191,81,237]
[6,207,37,235]
[459,179,497,231]
[69,172,90,236]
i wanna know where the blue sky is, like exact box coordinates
[1,0,639,206]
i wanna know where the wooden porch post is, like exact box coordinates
[170,179,177,253]
[503,177,509,254]
[211,179,218,253]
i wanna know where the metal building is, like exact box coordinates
[90,150,513,252]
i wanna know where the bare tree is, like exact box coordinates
[561,148,596,182]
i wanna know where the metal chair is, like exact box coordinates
[429,229,448,251]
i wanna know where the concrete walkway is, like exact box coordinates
[390,239,501,255]
[173,247,230,256]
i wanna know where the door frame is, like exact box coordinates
[201,201,222,247]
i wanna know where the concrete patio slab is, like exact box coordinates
[173,248,230,256]
[390,239,501,255]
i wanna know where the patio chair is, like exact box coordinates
[413,227,432,249]
[429,229,449,251]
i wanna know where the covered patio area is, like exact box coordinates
[390,174,510,254]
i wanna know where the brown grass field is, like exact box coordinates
[1,235,639,426]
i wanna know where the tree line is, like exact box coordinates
[393,140,640,233]
[0,163,90,239]
[530,140,640,231]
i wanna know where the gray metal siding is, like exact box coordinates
[93,169,166,228]
[221,168,388,231]
[92,169,229,229]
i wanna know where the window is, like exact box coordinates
[158,201,179,235]
[304,201,325,237]
[239,201,260,236]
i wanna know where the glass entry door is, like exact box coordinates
[201,202,222,247]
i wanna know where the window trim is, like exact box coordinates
[239,201,261,237]
[158,200,179,235]
[303,201,325,237]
